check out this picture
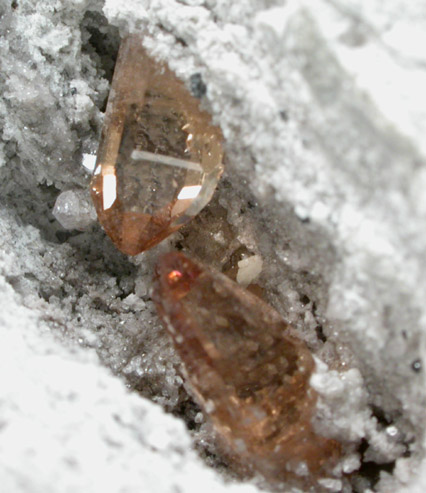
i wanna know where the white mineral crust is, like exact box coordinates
[1,0,426,492]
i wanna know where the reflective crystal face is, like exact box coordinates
[153,253,341,488]
[91,35,224,255]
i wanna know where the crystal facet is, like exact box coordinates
[91,35,224,255]
[153,253,340,487]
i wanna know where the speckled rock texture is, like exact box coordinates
[0,1,425,492]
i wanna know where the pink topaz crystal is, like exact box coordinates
[153,252,340,487]
[91,35,224,255]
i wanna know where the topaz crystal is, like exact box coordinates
[91,35,224,255]
[153,253,340,487]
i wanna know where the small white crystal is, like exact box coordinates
[236,255,263,287]
[294,461,308,477]
[135,278,148,298]
[386,425,398,437]
[81,153,97,173]
[53,189,97,231]
[318,478,343,491]
[122,294,145,311]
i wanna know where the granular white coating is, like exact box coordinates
[0,0,426,492]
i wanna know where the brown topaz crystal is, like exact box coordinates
[91,35,224,255]
[153,253,340,487]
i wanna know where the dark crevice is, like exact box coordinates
[189,73,207,99]
[349,439,396,492]
[411,358,422,373]
[172,398,202,431]
[312,301,327,342]
[371,405,393,428]
[55,229,80,244]
[356,459,395,492]
[300,294,310,305]
[0,172,67,245]
[315,324,327,343]
[81,11,120,84]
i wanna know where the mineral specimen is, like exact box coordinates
[53,189,97,231]
[153,252,340,487]
[91,35,224,255]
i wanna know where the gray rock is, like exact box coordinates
[1,0,425,491]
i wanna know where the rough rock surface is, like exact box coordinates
[0,0,425,492]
